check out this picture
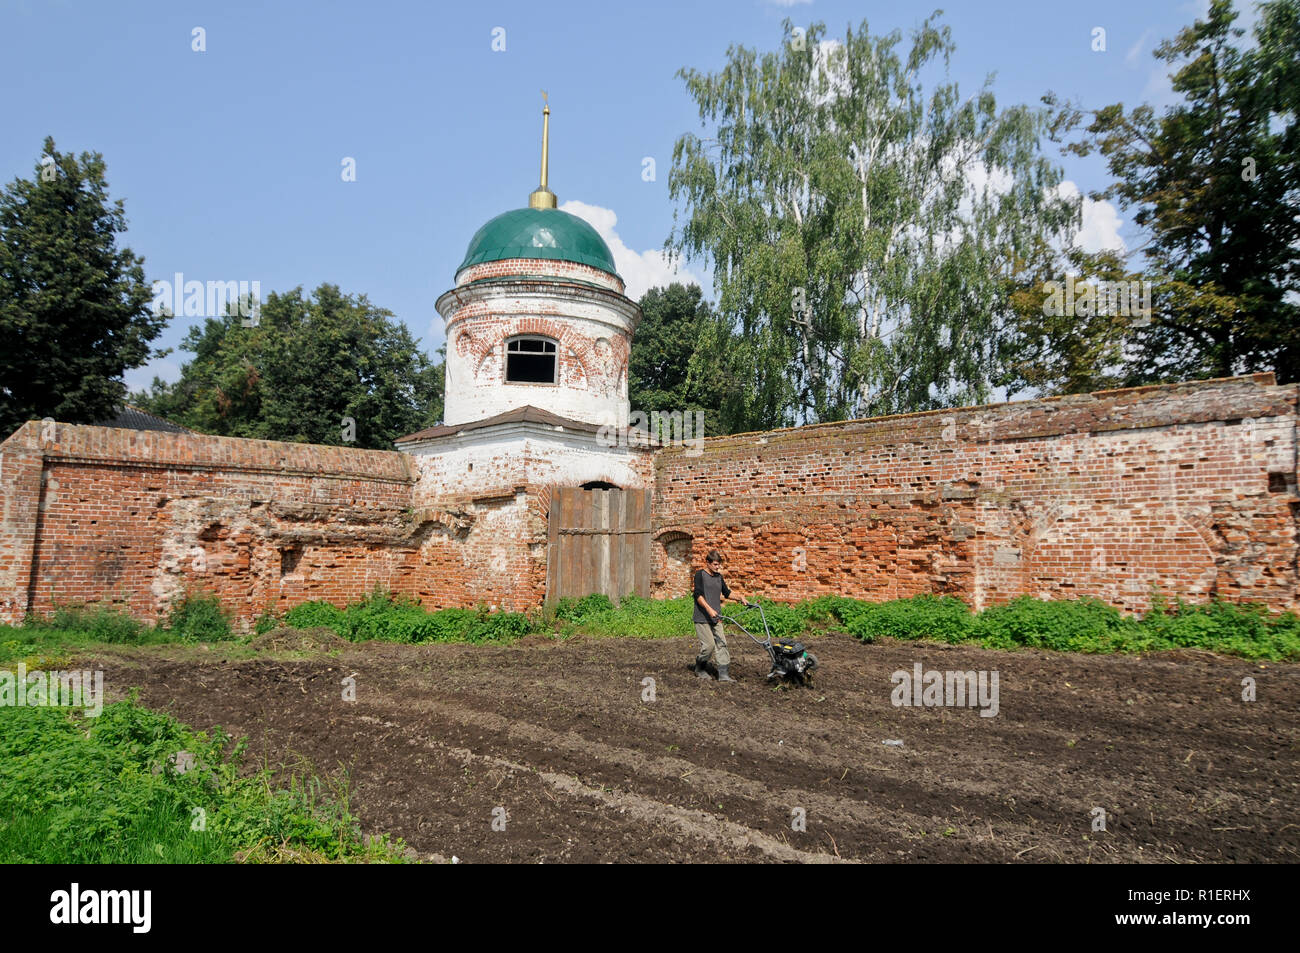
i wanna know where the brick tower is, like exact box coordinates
[395,101,654,610]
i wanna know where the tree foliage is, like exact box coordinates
[629,283,733,437]
[995,242,1147,397]
[134,284,442,449]
[667,15,1077,429]
[1044,0,1300,386]
[0,137,165,436]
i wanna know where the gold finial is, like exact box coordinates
[529,91,557,209]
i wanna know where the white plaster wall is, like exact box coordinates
[407,427,652,506]
[440,286,637,429]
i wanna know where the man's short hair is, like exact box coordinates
[706,550,722,564]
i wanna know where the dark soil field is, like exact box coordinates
[88,633,1300,863]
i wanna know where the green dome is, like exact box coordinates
[456,207,620,279]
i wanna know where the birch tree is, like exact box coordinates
[668,16,1077,429]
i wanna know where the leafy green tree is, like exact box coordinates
[667,16,1077,429]
[629,283,734,436]
[134,284,443,449]
[995,242,1143,397]
[1046,0,1300,385]
[0,137,165,436]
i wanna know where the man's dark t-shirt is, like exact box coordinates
[693,569,731,623]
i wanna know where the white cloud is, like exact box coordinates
[1056,181,1127,253]
[561,199,707,301]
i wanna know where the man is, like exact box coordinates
[693,550,748,682]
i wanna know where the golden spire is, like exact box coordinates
[529,91,557,209]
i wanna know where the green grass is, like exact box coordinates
[10,587,1298,662]
[532,591,1300,660]
[824,593,1300,660]
[277,589,532,644]
[550,594,699,639]
[14,592,235,649]
[0,695,408,864]
[0,625,173,667]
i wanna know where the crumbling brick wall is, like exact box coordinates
[651,375,1300,614]
[405,435,655,612]
[0,422,427,629]
[3,375,1296,630]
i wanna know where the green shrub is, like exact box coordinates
[616,594,652,612]
[282,593,535,646]
[364,607,452,643]
[257,589,1300,662]
[554,593,615,621]
[844,595,974,644]
[335,588,496,644]
[253,610,280,635]
[972,596,1126,652]
[351,586,421,612]
[32,604,148,643]
[283,601,349,637]
[167,592,234,642]
[552,597,579,621]
[795,595,867,626]
[1261,611,1300,660]
[465,611,531,642]
[748,601,803,639]
[406,608,478,643]
[343,603,426,642]
[1138,599,1300,659]
[555,595,694,639]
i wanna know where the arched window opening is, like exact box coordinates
[505,336,557,384]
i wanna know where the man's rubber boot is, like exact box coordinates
[695,660,713,679]
[717,665,735,682]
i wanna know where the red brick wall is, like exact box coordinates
[651,375,1300,614]
[456,258,625,295]
[0,422,423,629]
[4,374,1296,630]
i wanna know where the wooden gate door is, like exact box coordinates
[545,486,651,605]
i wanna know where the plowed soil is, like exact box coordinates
[88,633,1300,863]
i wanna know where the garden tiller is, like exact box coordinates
[721,602,819,686]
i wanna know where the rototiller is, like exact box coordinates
[721,601,819,686]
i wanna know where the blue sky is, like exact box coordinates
[1,0,1229,392]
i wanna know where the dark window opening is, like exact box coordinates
[506,336,557,383]
[281,547,302,576]
[581,480,619,491]
[1268,472,1292,494]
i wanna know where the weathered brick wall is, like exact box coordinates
[457,258,626,295]
[439,256,640,429]
[405,433,655,612]
[0,422,423,629]
[651,375,1300,614]
[3,375,1295,630]
[441,289,637,428]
